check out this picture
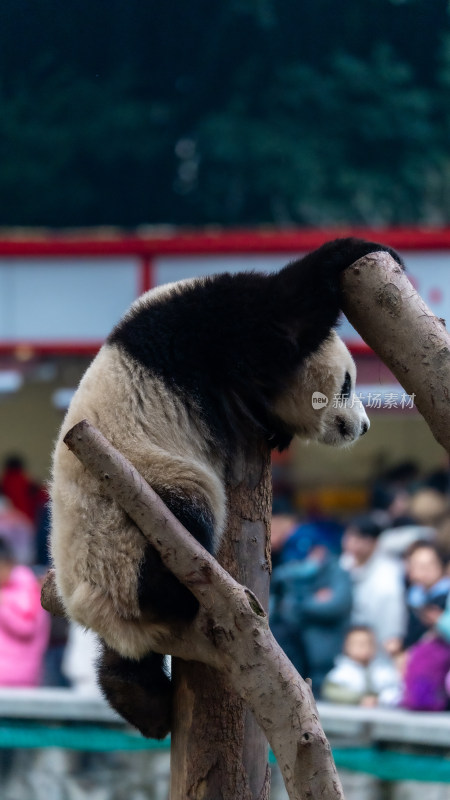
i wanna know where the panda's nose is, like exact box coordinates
[360,421,369,436]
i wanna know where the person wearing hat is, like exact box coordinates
[270,529,352,695]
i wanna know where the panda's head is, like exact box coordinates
[272,331,369,448]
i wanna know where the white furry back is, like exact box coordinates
[50,344,226,658]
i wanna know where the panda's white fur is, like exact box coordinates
[273,332,368,447]
[52,343,227,658]
[49,237,401,736]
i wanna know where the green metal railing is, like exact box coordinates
[0,721,449,783]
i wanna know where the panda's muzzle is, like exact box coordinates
[336,416,369,439]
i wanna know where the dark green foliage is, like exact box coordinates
[0,0,449,227]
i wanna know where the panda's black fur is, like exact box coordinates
[109,237,400,453]
[50,237,402,738]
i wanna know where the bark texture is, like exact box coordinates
[170,439,272,800]
[42,420,344,800]
[341,251,450,453]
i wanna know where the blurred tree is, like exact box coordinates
[0,0,448,227]
[425,32,450,225]
[0,68,173,226]
[191,45,436,225]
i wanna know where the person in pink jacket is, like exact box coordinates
[0,538,50,686]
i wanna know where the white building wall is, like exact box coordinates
[0,250,449,346]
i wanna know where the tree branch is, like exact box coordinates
[42,419,344,800]
[341,251,450,454]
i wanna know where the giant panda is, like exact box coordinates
[50,237,402,737]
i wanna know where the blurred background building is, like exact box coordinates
[0,229,448,518]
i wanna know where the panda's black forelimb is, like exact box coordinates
[276,237,404,359]
[97,644,172,739]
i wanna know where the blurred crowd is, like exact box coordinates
[270,461,450,712]
[2,451,450,714]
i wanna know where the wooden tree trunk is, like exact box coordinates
[170,438,272,800]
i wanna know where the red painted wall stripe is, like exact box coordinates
[1,227,450,257]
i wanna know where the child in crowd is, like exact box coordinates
[322,625,401,707]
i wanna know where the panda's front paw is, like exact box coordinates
[350,238,404,270]
[323,237,404,272]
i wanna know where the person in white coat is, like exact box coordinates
[340,515,406,656]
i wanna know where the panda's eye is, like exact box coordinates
[340,371,351,400]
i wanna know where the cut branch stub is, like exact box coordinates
[41,569,66,617]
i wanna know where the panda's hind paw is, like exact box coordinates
[124,683,172,739]
[97,645,172,739]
